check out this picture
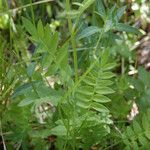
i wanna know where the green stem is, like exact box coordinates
[0,120,6,150]
[95,29,104,52]
[29,0,35,26]
[121,57,125,74]
[66,0,78,82]
[0,79,18,101]
[0,0,54,15]
[4,0,13,49]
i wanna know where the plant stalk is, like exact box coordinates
[66,0,78,82]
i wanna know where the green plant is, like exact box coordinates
[0,0,150,150]
[122,109,150,150]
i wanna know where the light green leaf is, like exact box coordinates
[78,26,101,40]
[132,141,139,150]
[76,93,90,102]
[115,6,126,22]
[78,0,95,16]
[37,20,44,37]
[91,102,109,112]
[77,86,94,95]
[77,100,90,109]
[104,20,114,32]
[83,76,96,86]
[138,136,148,146]
[50,125,67,136]
[98,80,113,86]
[56,42,68,70]
[124,146,131,150]
[126,127,135,138]
[49,31,59,53]
[41,53,53,68]
[72,2,83,7]
[96,0,106,19]
[138,67,150,88]
[142,115,149,130]
[27,62,36,77]
[133,121,142,134]
[96,87,115,95]
[93,94,111,103]
[145,131,150,140]
[102,63,116,71]
[22,17,37,36]
[44,24,52,47]
[101,49,109,65]
[36,42,48,53]
[115,23,142,35]
[101,72,115,79]
[18,98,34,107]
